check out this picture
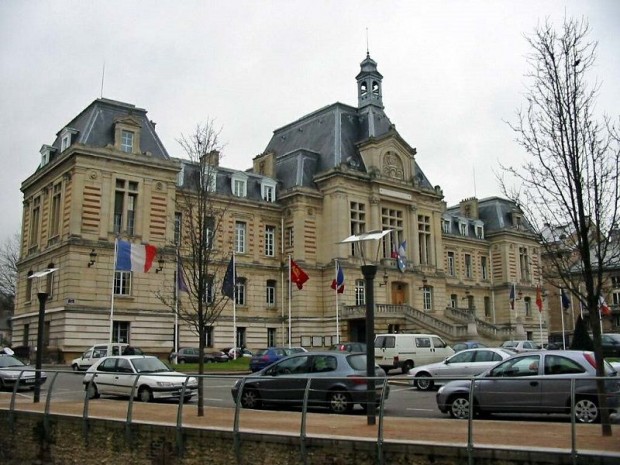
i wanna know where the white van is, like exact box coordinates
[374,333,454,374]
[71,343,134,371]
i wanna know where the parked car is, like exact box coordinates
[83,355,198,403]
[329,342,367,353]
[205,351,230,363]
[222,347,253,358]
[250,347,290,372]
[231,351,390,414]
[169,347,200,364]
[452,341,488,353]
[408,348,514,391]
[601,333,620,358]
[71,343,143,371]
[499,340,541,353]
[0,353,47,390]
[374,333,454,373]
[436,350,620,423]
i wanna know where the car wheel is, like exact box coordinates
[72,364,79,372]
[86,382,99,399]
[574,397,599,423]
[448,395,470,419]
[415,373,434,391]
[402,360,414,374]
[178,359,186,364]
[327,390,353,414]
[138,386,153,403]
[183,395,193,404]
[240,388,261,409]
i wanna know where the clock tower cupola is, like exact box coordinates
[356,53,384,109]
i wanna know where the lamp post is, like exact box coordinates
[340,229,392,426]
[28,267,58,403]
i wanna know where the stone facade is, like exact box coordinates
[13,56,545,361]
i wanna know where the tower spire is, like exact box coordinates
[356,52,383,109]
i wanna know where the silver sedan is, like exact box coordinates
[408,348,514,391]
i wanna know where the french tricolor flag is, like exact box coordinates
[115,239,157,272]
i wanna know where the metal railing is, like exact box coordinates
[0,368,618,465]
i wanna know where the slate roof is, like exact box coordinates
[444,196,536,238]
[44,98,170,165]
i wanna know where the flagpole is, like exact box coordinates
[335,259,340,344]
[174,249,179,356]
[288,254,292,348]
[559,289,566,350]
[109,238,118,343]
[232,252,237,359]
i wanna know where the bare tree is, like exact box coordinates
[158,121,234,417]
[0,233,19,302]
[501,17,619,434]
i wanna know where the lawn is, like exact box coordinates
[168,356,250,373]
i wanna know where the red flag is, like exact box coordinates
[290,259,309,290]
[535,286,543,312]
[599,295,611,316]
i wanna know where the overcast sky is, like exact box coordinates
[1,0,619,246]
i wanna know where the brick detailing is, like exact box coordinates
[149,194,167,239]
[82,185,101,233]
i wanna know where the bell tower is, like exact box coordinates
[356,53,384,109]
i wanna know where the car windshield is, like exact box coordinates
[501,341,517,348]
[0,356,26,368]
[131,357,171,373]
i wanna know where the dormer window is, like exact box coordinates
[459,221,468,236]
[261,180,276,202]
[39,145,56,167]
[59,127,78,152]
[231,173,248,198]
[442,218,451,234]
[475,222,484,239]
[121,130,134,153]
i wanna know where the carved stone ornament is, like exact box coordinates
[88,170,98,180]
[155,181,164,191]
[382,151,404,180]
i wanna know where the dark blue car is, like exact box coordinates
[249,347,306,372]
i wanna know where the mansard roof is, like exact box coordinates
[45,98,170,164]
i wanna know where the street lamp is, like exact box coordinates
[28,267,58,403]
[340,229,392,425]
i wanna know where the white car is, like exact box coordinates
[499,340,542,353]
[408,348,515,391]
[83,355,198,403]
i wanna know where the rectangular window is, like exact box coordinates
[265,225,275,257]
[236,327,246,349]
[465,254,472,278]
[114,179,139,236]
[459,222,467,236]
[174,212,182,246]
[481,256,489,280]
[206,326,214,348]
[203,275,215,304]
[475,225,484,239]
[45,267,54,298]
[450,294,457,308]
[524,297,532,317]
[447,252,455,276]
[418,215,432,265]
[266,280,276,307]
[50,183,62,238]
[350,202,366,256]
[235,278,246,306]
[267,328,277,347]
[484,296,491,318]
[114,271,132,295]
[121,130,134,153]
[23,324,29,346]
[423,286,432,311]
[26,271,33,302]
[204,216,215,249]
[382,208,403,259]
[61,135,70,152]
[235,221,246,253]
[355,279,365,306]
[112,321,130,343]
[29,196,41,247]
[612,291,620,306]
[519,247,530,281]
[286,226,294,249]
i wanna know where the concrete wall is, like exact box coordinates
[0,410,615,465]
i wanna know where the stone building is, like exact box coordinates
[14,54,544,362]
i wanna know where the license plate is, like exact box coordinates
[23,379,35,384]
